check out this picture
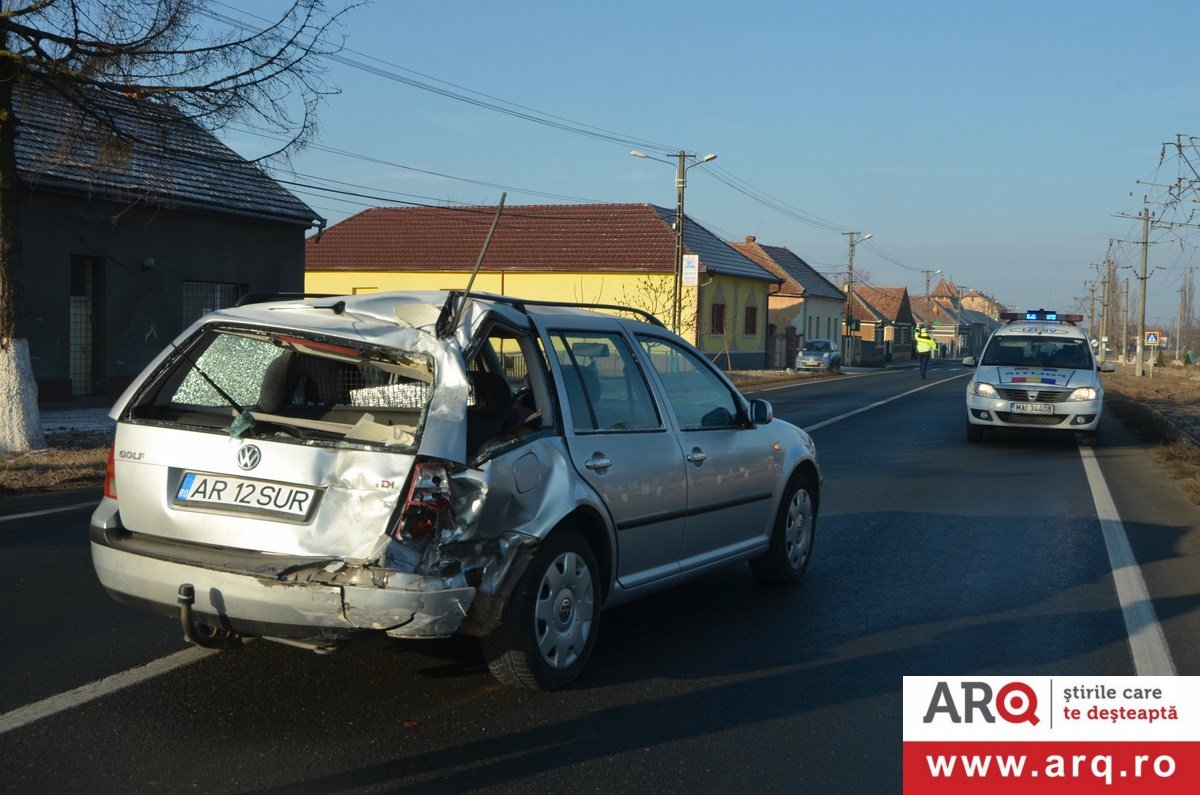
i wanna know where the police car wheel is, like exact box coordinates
[966,421,985,443]
[1079,427,1100,447]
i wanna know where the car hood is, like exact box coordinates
[976,366,1089,387]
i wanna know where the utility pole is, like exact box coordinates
[1122,278,1130,364]
[1099,263,1110,363]
[842,231,872,364]
[920,268,943,297]
[1086,280,1097,340]
[1178,280,1186,363]
[1136,207,1150,377]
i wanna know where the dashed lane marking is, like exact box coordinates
[0,647,216,736]
[1078,446,1176,675]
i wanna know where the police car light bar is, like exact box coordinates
[1000,309,1084,323]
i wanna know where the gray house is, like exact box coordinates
[13,82,322,402]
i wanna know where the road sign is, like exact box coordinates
[1145,331,1159,346]
[681,254,699,287]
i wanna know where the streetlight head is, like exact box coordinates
[861,233,873,241]
[700,153,718,163]
[630,150,649,159]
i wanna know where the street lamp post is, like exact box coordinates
[841,231,872,363]
[631,150,717,334]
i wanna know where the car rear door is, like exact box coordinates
[540,323,688,589]
[635,334,779,569]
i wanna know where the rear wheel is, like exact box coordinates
[751,472,816,585]
[481,527,599,690]
[966,421,985,443]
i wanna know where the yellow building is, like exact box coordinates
[305,203,781,369]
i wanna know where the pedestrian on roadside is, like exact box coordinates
[915,325,936,380]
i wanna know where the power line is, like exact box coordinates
[204,5,681,156]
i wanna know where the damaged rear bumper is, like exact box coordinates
[90,502,474,640]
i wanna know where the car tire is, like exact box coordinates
[750,472,816,585]
[1079,426,1100,447]
[480,526,600,690]
[966,421,985,443]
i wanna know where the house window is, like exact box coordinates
[711,302,726,335]
[743,306,757,336]
[808,315,814,339]
[182,281,244,326]
[827,317,832,338]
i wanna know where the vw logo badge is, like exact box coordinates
[237,444,262,471]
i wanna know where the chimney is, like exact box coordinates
[745,235,756,243]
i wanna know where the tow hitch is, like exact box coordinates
[177,584,243,650]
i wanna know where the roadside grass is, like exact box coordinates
[728,369,837,388]
[0,429,110,497]
[1105,363,1200,506]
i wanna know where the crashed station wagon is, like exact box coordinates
[92,291,822,688]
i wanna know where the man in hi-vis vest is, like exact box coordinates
[915,325,936,380]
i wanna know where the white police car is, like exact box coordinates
[963,310,1116,445]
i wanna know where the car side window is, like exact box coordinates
[549,332,662,433]
[637,336,741,430]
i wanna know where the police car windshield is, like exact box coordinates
[980,336,1093,370]
[802,340,832,352]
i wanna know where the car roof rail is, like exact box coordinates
[235,292,341,307]
[446,290,667,328]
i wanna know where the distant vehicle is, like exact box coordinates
[91,291,822,689]
[962,309,1115,446]
[795,339,842,373]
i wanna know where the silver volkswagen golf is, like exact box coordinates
[92,291,822,689]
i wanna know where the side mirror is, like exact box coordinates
[1099,361,1116,373]
[962,356,977,367]
[749,398,773,425]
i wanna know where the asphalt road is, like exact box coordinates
[3,362,1200,792]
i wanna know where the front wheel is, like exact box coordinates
[966,421,985,443]
[1079,425,1100,447]
[481,527,600,690]
[751,472,816,585]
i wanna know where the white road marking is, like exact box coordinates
[0,501,98,524]
[806,372,971,431]
[1078,446,1176,675]
[0,647,215,736]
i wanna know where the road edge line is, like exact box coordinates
[1078,445,1176,676]
[0,647,214,736]
[806,372,971,432]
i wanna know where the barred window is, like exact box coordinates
[182,281,244,327]
[744,306,758,336]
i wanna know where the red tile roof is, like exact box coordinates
[729,239,802,294]
[306,203,778,282]
[853,284,912,324]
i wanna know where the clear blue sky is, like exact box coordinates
[226,0,1200,328]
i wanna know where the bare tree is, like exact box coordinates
[617,274,697,341]
[0,0,347,451]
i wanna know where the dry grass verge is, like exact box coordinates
[729,369,838,389]
[1106,363,1200,506]
[0,428,111,497]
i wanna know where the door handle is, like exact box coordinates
[585,455,612,471]
[685,448,708,464]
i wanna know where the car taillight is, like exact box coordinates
[104,444,117,500]
[393,463,455,540]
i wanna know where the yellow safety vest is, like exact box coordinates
[916,332,936,354]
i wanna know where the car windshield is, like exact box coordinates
[129,327,435,451]
[802,340,832,352]
[980,335,1093,370]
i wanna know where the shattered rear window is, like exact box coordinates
[130,327,435,451]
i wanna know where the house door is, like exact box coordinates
[68,257,99,397]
